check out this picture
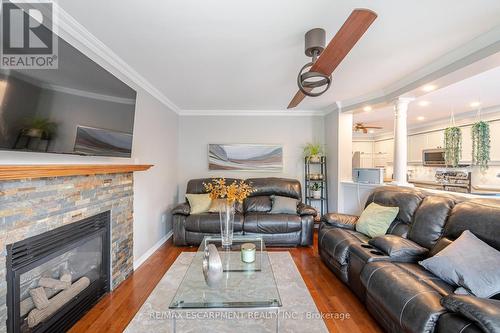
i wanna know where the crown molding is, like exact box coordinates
[48,4,180,113]
[41,83,136,105]
[179,109,328,117]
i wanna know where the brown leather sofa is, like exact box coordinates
[319,186,500,333]
[172,177,317,246]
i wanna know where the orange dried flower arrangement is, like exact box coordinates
[203,178,253,203]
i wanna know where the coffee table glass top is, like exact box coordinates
[169,236,282,309]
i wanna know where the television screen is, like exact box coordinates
[0,29,137,157]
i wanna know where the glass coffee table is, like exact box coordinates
[169,236,282,332]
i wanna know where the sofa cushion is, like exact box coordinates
[246,177,301,200]
[243,213,301,233]
[443,199,500,250]
[408,195,456,249]
[186,178,241,194]
[361,261,446,333]
[365,186,425,224]
[319,227,369,266]
[369,235,428,262]
[185,213,244,233]
[244,196,272,213]
[441,295,500,333]
[355,203,399,238]
[420,230,500,298]
[270,195,298,214]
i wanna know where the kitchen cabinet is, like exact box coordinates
[426,131,444,149]
[352,141,373,154]
[373,139,393,166]
[408,134,427,162]
[460,126,472,164]
[490,122,500,161]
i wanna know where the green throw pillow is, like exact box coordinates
[186,193,212,214]
[355,202,399,238]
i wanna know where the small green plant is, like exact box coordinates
[472,120,490,172]
[444,126,462,167]
[309,183,322,191]
[303,143,324,160]
[23,116,57,138]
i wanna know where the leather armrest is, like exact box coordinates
[321,213,358,230]
[441,295,500,333]
[297,203,317,217]
[172,202,190,216]
[368,235,428,262]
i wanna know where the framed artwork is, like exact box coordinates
[208,144,283,171]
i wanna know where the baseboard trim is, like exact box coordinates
[133,231,173,270]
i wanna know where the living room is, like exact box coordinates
[1,1,500,333]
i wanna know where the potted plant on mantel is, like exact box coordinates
[23,117,57,139]
[303,143,324,163]
[309,182,322,199]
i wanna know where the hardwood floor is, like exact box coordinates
[70,232,382,333]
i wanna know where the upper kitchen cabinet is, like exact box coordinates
[408,133,427,162]
[460,125,472,164]
[426,131,444,149]
[373,139,393,166]
[352,141,374,154]
[489,121,500,161]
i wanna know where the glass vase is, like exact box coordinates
[219,201,235,248]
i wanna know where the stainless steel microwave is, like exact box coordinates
[423,149,446,166]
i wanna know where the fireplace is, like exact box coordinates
[5,212,111,333]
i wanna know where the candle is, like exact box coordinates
[241,243,256,263]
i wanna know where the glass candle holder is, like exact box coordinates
[241,243,256,263]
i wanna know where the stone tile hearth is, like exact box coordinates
[0,173,135,333]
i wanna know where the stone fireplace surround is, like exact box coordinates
[0,170,139,333]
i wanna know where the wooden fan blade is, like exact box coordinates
[287,9,377,109]
[363,126,383,129]
[287,90,306,109]
[310,9,377,76]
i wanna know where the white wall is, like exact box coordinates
[177,115,324,198]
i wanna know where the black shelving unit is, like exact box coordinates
[304,156,328,223]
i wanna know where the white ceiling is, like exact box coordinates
[354,65,500,134]
[56,0,500,111]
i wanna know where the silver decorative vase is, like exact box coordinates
[202,244,223,287]
[219,201,235,248]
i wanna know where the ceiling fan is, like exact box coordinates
[354,122,382,134]
[287,9,377,109]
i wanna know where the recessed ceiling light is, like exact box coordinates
[368,129,375,134]
[363,106,372,112]
[417,116,425,121]
[418,101,430,107]
[470,101,481,107]
[422,84,437,92]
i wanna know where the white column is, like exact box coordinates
[392,97,414,186]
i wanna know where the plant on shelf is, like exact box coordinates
[444,125,462,168]
[472,120,490,172]
[23,116,57,139]
[309,182,322,199]
[303,143,324,163]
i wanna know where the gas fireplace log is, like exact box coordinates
[38,277,71,290]
[27,277,90,328]
[20,288,59,317]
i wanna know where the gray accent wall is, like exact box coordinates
[177,115,325,199]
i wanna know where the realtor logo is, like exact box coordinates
[1,0,58,68]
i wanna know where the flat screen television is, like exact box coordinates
[0,30,137,157]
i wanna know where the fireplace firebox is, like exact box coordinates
[5,212,111,333]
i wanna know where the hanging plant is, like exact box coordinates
[472,121,490,171]
[444,126,462,167]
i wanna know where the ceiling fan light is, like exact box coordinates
[297,62,332,97]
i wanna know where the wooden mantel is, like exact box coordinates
[0,164,153,181]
